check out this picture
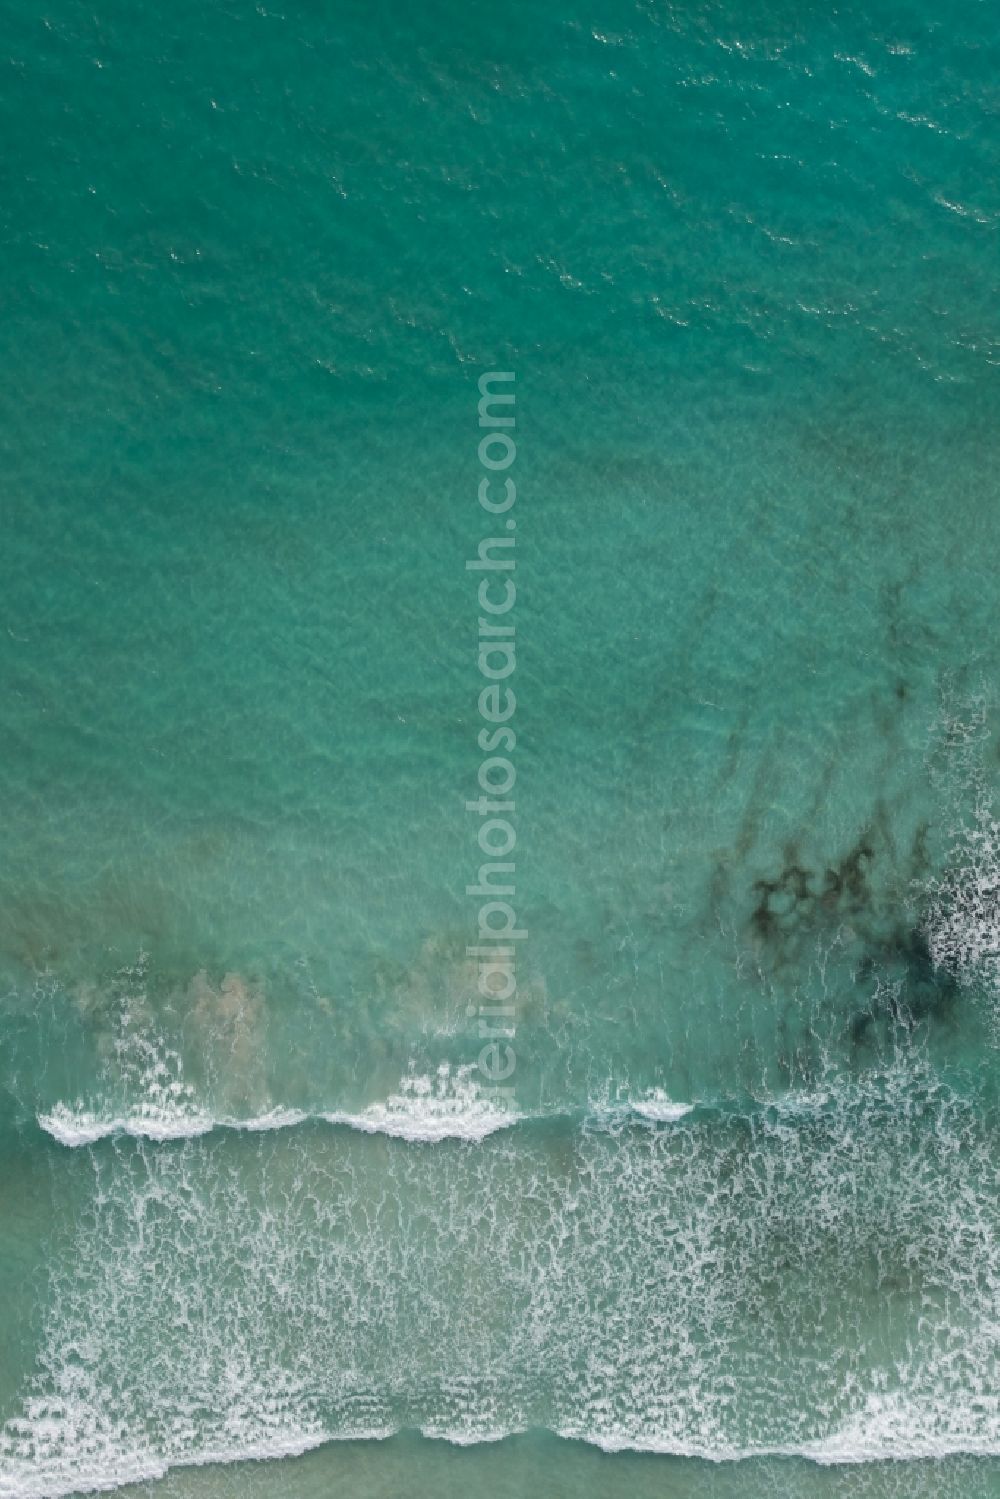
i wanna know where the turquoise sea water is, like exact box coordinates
[2,0,1000,1495]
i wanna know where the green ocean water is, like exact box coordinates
[2,0,1000,1494]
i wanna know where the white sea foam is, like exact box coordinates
[4,1414,997,1499]
[799,1390,1000,1465]
[36,1103,313,1147]
[584,1084,696,1129]
[924,804,1000,996]
[9,1054,998,1492]
[629,1087,695,1122]
[564,1422,1000,1464]
[38,1068,517,1147]
[233,1106,310,1132]
[922,691,1000,1027]
[323,1064,520,1142]
[38,1101,216,1147]
[0,1422,397,1499]
[38,983,223,1147]
[419,1423,519,1446]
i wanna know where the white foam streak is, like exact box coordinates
[13,1055,998,1489]
[5,1419,999,1497]
[584,1086,696,1129]
[322,1066,520,1142]
[38,1068,518,1147]
[564,1424,1000,1464]
[38,1102,217,1147]
[0,1425,396,1499]
[419,1423,520,1446]
[629,1087,695,1122]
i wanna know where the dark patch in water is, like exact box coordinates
[909,820,931,880]
[748,842,818,942]
[859,924,961,1034]
[820,837,875,913]
[745,822,960,1053]
[748,833,878,952]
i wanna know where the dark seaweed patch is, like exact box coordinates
[844,922,959,1051]
[862,924,960,1030]
[750,834,876,947]
[745,825,960,1052]
[819,838,875,913]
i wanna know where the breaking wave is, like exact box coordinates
[37,1066,521,1148]
[6,1052,997,1497]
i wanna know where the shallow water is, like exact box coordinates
[1,0,999,1494]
